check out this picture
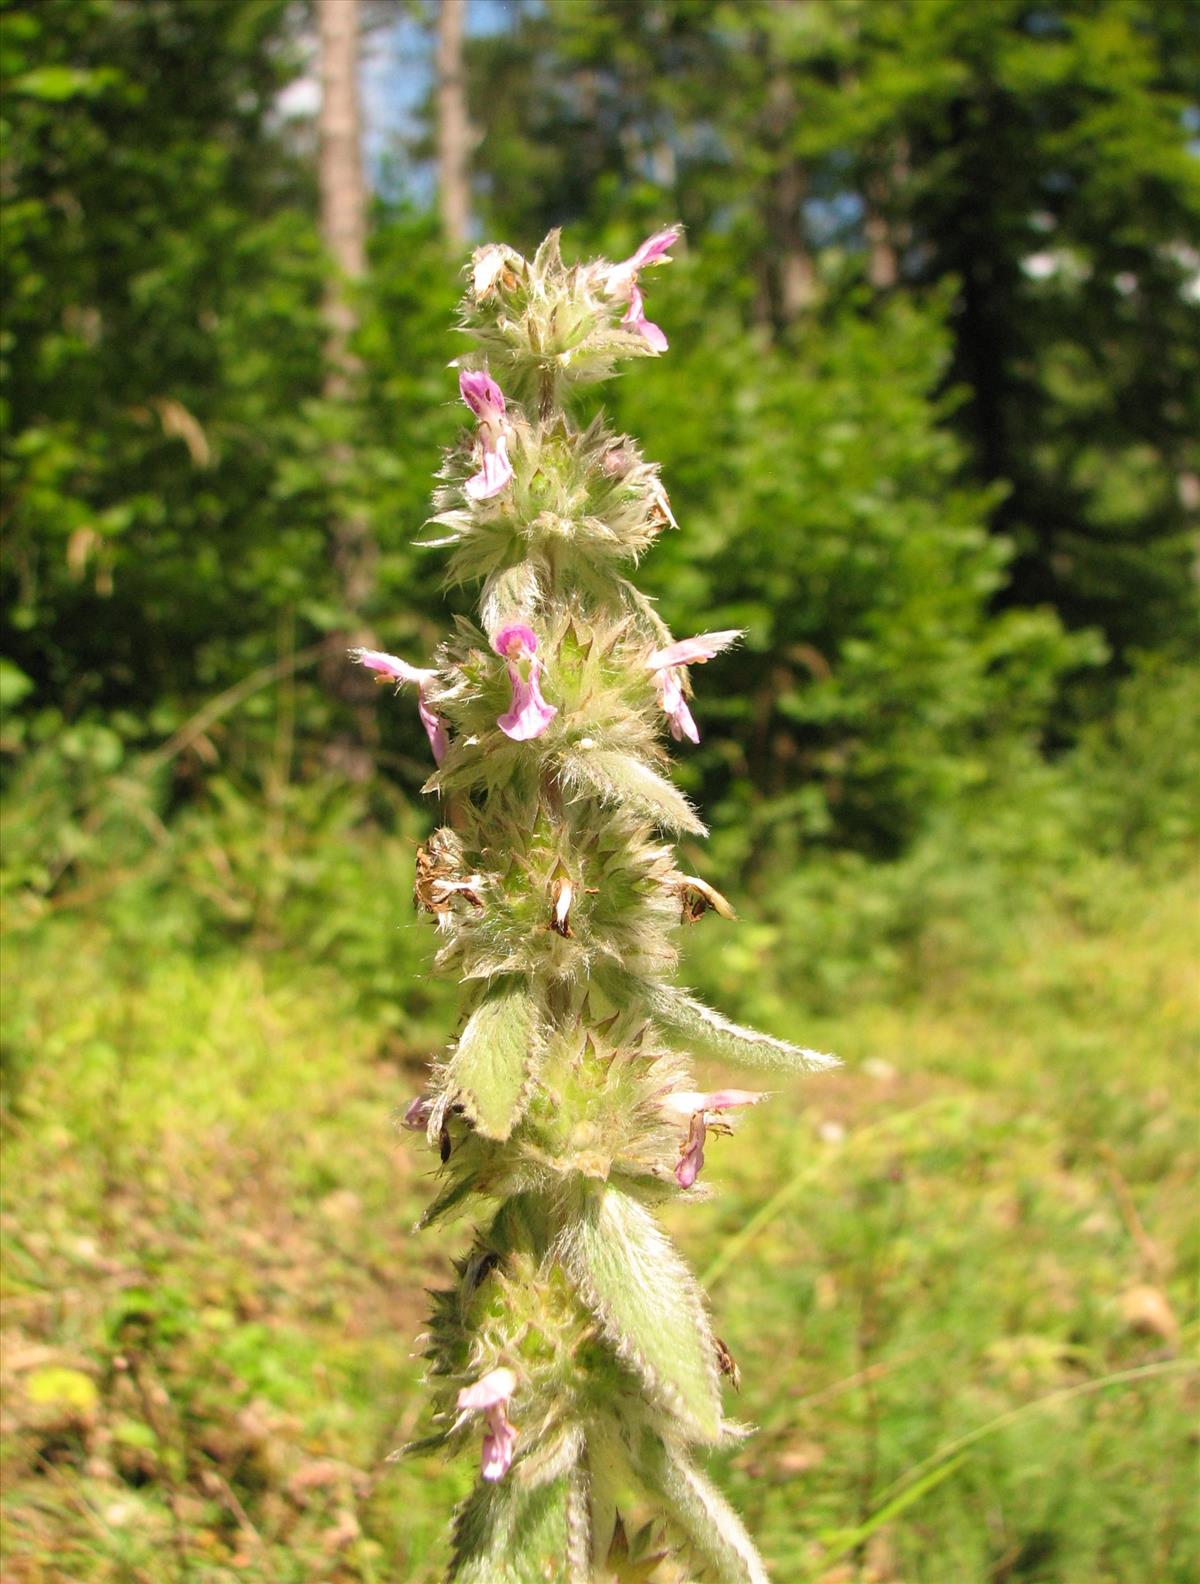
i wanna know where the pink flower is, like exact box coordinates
[401,1096,433,1131]
[661,1089,766,1190]
[492,624,557,741]
[351,648,449,764]
[457,1367,518,1482]
[645,629,743,744]
[459,368,514,500]
[604,227,681,351]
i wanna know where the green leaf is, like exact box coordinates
[449,1472,586,1583]
[0,660,34,709]
[448,980,542,1140]
[11,66,106,100]
[561,747,707,836]
[650,986,838,1075]
[637,1435,770,1584]
[562,1183,722,1442]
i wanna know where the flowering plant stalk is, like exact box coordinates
[357,229,835,1584]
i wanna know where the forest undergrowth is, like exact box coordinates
[2,837,1196,1584]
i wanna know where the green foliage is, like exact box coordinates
[2,0,324,716]
[0,0,461,790]
[469,0,1200,682]
[636,1440,769,1584]
[5,0,1192,879]
[561,745,708,838]
[1068,655,1200,861]
[608,277,1099,859]
[644,985,836,1077]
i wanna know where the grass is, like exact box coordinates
[1,855,1197,1583]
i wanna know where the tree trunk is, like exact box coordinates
[863,140,910,292]
[771,131,816,325]
[435,0,471,249]
[317,0,375,771]
[864,170,898,291]
[319,0,366,390]
[755,8,816,336]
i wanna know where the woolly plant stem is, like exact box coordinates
[356,228,836,1584]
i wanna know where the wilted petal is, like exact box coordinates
[551,872,573,937]
[648,477,678,530]
[676,1111,707,1189]
[677,873,737,923]
[351,647,436,687]
[402,1096,433,1130]
[646,630,744,671]
[472,245,509,298]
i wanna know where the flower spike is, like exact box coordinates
[358,232,838,1583]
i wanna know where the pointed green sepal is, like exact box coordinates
[414,1171,480,1232]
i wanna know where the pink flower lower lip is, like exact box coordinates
[492,624,557,741]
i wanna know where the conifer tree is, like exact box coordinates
[357,230,835,1583]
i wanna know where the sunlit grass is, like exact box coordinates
[2,860,1196,1581]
